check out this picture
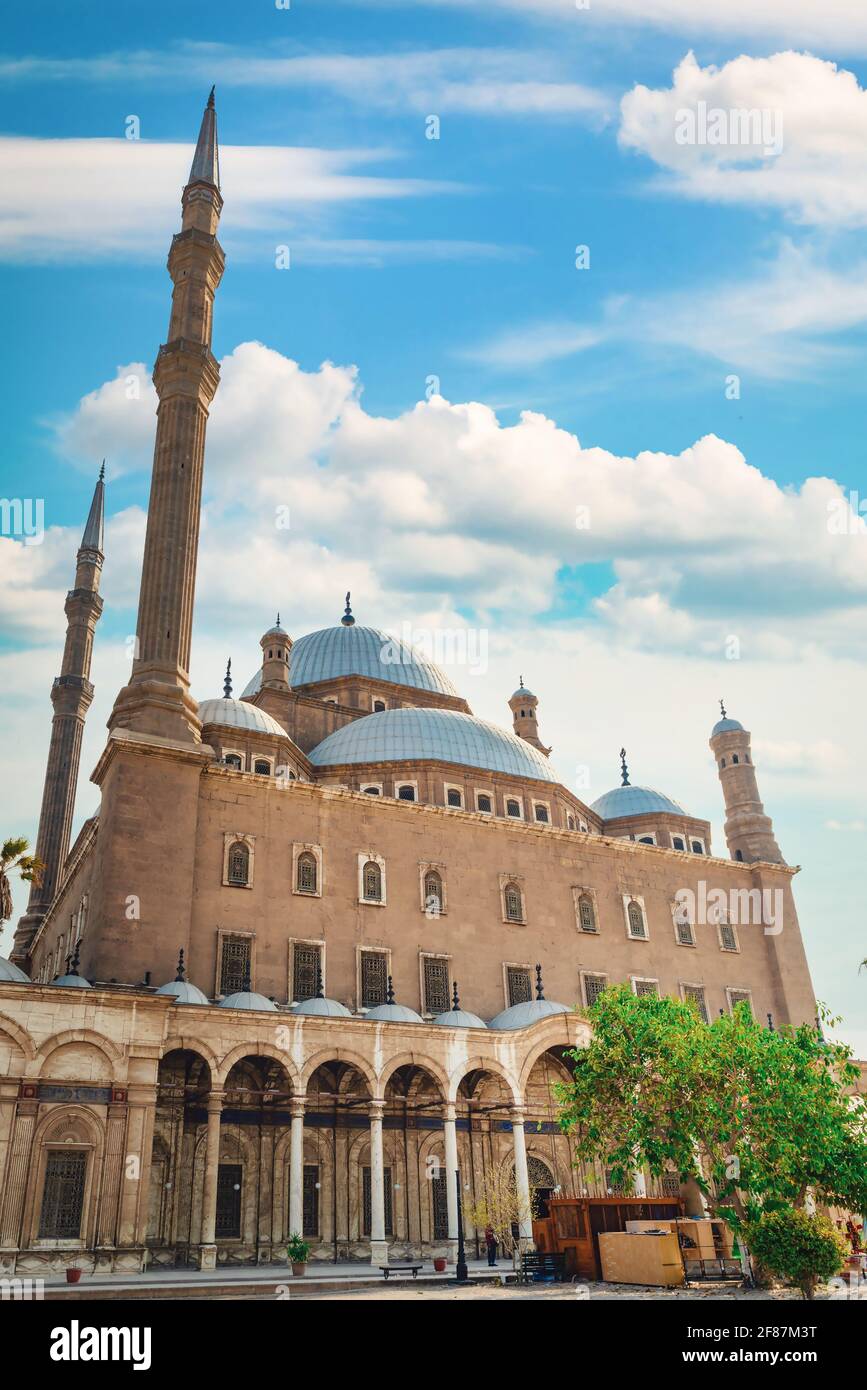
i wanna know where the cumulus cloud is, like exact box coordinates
[620,51,867,227]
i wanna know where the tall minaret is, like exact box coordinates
[508,678,551,755]
[709,702,783,863]
[11,469,105,963]
[109,89,225,744]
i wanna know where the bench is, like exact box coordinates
[520,1252,567,1284]
[380,1263,424,1280]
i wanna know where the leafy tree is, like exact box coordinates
[747,1208,847,1299]
[555,985,867,1231]
[0,837,43,923]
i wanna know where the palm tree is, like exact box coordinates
[0,838,44,923]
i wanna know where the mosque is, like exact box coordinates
[0,94,817,1275]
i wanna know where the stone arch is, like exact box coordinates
[448,1055,520,1105]
[301,1046,376,1094]
[0,1011,37,1067]
[217,1041,300,1090]
[161,1035,219,1078]
[35,1028,123,1082]
[33,1103,103,1149]
[23,1104,105,1252]
[516,1020,590,1095]
[377,1052,448,1102]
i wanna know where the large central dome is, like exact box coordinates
[243,624,458,699]
[309,707,559,782]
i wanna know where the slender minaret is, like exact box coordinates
[259,616,291,691]
[710,702,783,863]
[11,469,105,963]
[109,89,225,744]
[508,677,550,755]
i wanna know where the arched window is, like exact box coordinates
[254,759,271,776]
[504,883,523,922]
[424,870,443,914]
[373,700,386,712]
[297,852,318,894]
[363,861,382,902]
[397,784,416,801]
[578,895,596,933]
[720,758,726,768]
[224,753,243,770]
[627,900,646,938]
[506,799,521,818]
[534,804,549,823]
[447,788,463,808]
[477,794,492,814]
[567,814,576,830]
[691,840,704,855]
[732,754,739,765]
[228,841,250,886]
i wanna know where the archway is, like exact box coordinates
[147,1048,212,1266]
[304,1059,372,1261]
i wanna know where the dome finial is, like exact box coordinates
[341,591,355,626]
[452,980,460,1010]
[719,697,727,719]
[315,962,324,999]
[619,747,630,787]
[386,974,395,1005]
[175,948,186,983]
[276,612,280,626]
[535,963,545,1000]
[223,658,232,698]
[69,939,82,978]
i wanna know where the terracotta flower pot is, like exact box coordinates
[433,1257,447,1273]
[66,1268,82,1284]
[291,1261,307,1277]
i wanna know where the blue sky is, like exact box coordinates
[1,0,866,1047]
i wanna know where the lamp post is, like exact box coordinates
[455,1170,469,1284]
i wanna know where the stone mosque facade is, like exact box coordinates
[0,95,817,1275]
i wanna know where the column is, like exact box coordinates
[288,1094,305,1239]
[95,1102,128,1264]
[510,1108,533,1248]
[443,1102,459,1261]
[368,1100,388,1267]
[0,1100,38,1265]
[198,1089,223,1270]
[116,1086,156,1271]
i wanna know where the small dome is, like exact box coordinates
[590,784,689,821]
[156,979,211,1006]
[292,995,352,1018]
[712,717,745,736]
[511,684,535,701]
[0,956,30,983]
[365,1001,424,1024]
[218,990,278,1012]
[198,696,288,739]
[432,1007,487,1029]
[262,619,288,642]
[489,998,570,1030]
[54,971,92,989]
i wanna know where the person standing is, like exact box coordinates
[485,1225,498,1266]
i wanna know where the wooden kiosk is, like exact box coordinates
[532,1196,684,1281]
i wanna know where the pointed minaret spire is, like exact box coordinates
[110,92,225,743]
[223,658,232,698]
[12,469,106,964]
[188,87,220,190]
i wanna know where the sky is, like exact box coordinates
[1,0,866,1050]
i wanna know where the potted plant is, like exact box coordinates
[287,1233,310,1276]
[433,1255,447,1273]
[66,1263,82,1284]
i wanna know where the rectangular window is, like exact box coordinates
[506,966,532,1007]
[361,951,388,1009]
[215,1164,242,1239]
[633,978,659,998]
[220,935,251,996]
[303,1164,319,1238]
[683,984,709,1024]
[676,920,695,946]
[423,957,450,1015]
[583,974,607,1007]
[362,1166,393,1236]
[432,1172,449,1239]
[293,943,321,1002]
[729,990,752,1015]
[38,1150,87,1239]
[661,1172,681,1197]
[719,923,738,952]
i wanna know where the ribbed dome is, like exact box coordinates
[365,1001,424,1024]
[0,956,29,983]
[218,990,278,1012]
[309,707,559,783]
[156,979,211,1006]
[242,623,458,699]
[590,785,689,821]
[489,998,570,1030]
[198,696,288,739]
[712,717,745,736]
[433,1007,487,1029]
[292,995,352,1018]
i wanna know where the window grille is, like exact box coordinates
[254,760,270,775]
[673,836,686,851]
[504,884,523,922]
[477,794,492,813]
[578,896,596,932]
[729,990,752,1015]
[224,753,243,769]
[215,1164,242,1238]
[227,841,250,886]
[297,852,318,894]
[303,1165,319,1238]
[363,861,382,901]
[633,979,659,998]
[627,901,646,938]
[691,840,704,854]
[423,957,450,1015]
[361,952,388,1008]
[676,919,695,946]
[293,944,320,1002]
[683,985,709,1023]
[534,805,549,823]
[506,799,521,818]
[220,935,251,996]
[423,871,443,913]
[447,788,462,807]
[38,1151,87,1239]
[583,974,606,1006]
[507,966,532,1007]
[662,1172,680,1197]
[432,1172,449,1240]
[397,785,415,801]
[719,923,738,952]
[362,1166,393,1236]
[373,700,386,712]
[362,785,381,795]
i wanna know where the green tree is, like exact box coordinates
[0,837,43,924]
[747,1208,847,1299]
[555,985,867,1230]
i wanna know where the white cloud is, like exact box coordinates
[620,51,867,227]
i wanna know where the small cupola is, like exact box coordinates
[155,949,210,1006]
[508,676,550,755]
[260,615,291,690]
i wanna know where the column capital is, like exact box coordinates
[443,1102,457,1124]
[509,1107,526,1126]
[206,1090,224,1113]
[368,1099,385,1120]
[290,1093,306,1120]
